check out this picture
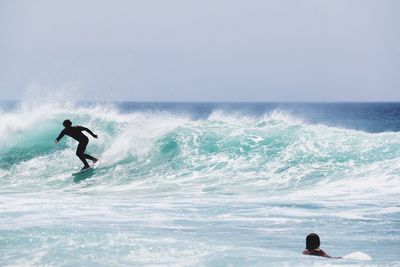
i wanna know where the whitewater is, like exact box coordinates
[0,102,399,266]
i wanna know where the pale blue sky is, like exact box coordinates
[0,0,399,101]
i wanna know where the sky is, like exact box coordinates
[0,0,399,102]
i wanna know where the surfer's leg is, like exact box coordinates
[81,141,97,162]
[76,142,90,168]
[84,154,97,163]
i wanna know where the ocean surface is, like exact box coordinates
[0,101,399,266]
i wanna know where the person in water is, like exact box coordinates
[303,233,340,258]
[55,119,98,170]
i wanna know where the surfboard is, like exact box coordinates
[342,251,372,261]
[72,162,97,175]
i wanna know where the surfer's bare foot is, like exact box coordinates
[92,158,98,163]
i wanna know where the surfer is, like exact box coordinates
[55,119,98,171]
[303,233,341,258]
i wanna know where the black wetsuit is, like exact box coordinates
[56,126,97,168]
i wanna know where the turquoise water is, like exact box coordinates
[0,102,399,266]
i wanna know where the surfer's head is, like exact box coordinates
[63,119,72,128]
[306,233,320,250]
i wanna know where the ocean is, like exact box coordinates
[0,101,399,266]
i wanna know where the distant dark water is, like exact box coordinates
[104,102,400,132]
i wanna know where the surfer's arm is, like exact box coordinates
[55,129,66,143]
[80,126,98,138]
[319,250,341,259]
[325,255,342,259]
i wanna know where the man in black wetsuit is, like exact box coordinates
[55,119,98,170]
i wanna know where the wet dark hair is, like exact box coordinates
[63,119,72,127]
[306,233,320,250]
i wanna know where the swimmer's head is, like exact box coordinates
[306,233,320,250]
[63,119,72,128]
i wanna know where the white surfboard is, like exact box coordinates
[342,251,372,261]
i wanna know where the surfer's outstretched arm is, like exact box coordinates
[55,129,66,144]
[79,126,98,138]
